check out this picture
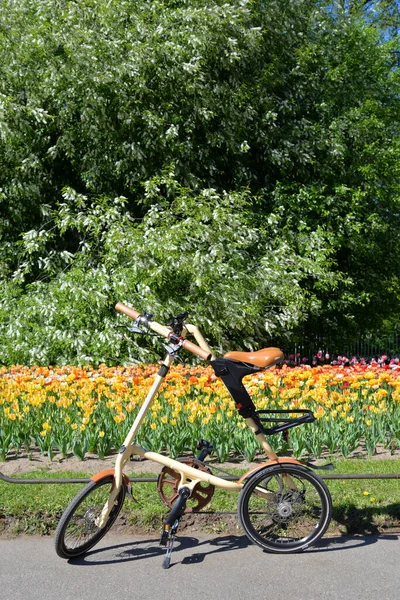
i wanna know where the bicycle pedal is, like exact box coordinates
[196,438,213,461]
[160,526,169,546]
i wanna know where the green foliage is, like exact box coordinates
[0,0,399,363]
[0,182,342,364]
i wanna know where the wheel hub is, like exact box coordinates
[277,501,293,518]
[83,508,98,531]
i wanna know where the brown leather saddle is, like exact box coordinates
[224,347,283,369]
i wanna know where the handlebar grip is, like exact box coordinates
[115,301,211,361]
[181,339,212,361]
[114,302,141,320]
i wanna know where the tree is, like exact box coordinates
[0,181,342,364]
[267,15,400,342]
[331,1,400,37]
[0,0,399,363]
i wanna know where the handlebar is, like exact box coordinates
[115,303,141,321]
[114,302,212,361]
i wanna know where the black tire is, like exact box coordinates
[238,463,332,553]
[55,474,126,559]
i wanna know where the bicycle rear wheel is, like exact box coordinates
[238,463,332,553]
[55,474,126,559]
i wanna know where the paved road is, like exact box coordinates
[1,532,399,600]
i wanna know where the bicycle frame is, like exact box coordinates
[54,304,333,565]
[94,338,294,529]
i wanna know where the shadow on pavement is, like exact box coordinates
[67,531,399,568]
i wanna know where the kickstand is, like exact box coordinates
[162,519,179,569]
[160,486,190,569]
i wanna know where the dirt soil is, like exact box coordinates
[1,449,257,477]
[1,443,399,478]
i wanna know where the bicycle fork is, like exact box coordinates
[160,486,191,569]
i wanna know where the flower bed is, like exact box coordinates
[1,363,399,462]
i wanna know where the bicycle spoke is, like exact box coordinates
[238,464,331,553]
[55,476,126,558]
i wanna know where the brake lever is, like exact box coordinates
[115,325,146,335]
[161,342,184,363]
[116,311,154,335]
[127,325,146,334]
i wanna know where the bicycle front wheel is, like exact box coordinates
[55,474,126,559]
[238,463,332,553]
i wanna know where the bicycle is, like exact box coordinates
[54,302,333,568]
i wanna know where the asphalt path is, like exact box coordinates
[1,532,399,600]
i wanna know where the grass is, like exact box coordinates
[325,457,400,534]
[0,459,399,537]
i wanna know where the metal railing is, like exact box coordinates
[286,332,400,363]
[1,470,399,485]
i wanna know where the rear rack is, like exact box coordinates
[256,409,315,435]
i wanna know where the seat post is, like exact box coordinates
[244,416,279,461]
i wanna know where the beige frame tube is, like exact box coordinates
[95,329,284,528]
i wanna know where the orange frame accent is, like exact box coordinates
[91,469,130,487]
